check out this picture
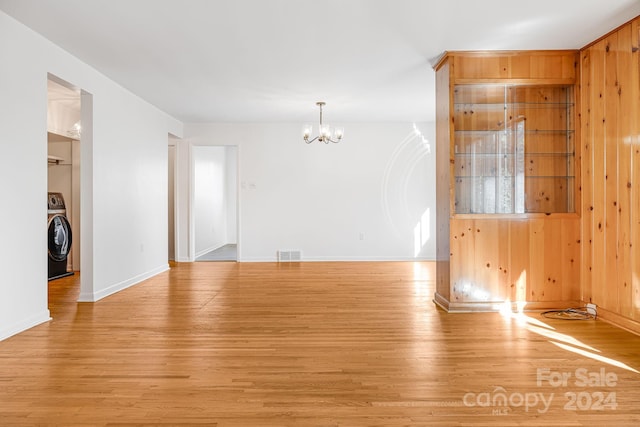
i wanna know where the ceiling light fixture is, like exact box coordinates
[302,102,344,144]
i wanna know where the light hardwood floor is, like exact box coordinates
[1,261,640,426]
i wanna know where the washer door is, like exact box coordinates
[48,214,72,261]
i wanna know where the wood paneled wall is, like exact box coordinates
[580,17,640,331]
[435,23,640,332]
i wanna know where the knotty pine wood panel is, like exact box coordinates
[497,219,512,296]
[527,218,547,301]
[449,219,505,304]
[449,217,580,306]
[590,39,607,308]
[605,31,621,311]
[561,217,582,301]
[471,220,502,301]
[453,83,505,103]
[580,47,594,302]
[449,219,483,302]
[543,219,566,301]
[451,51,578,82]
[580,16,640,330]
[511,53,568,80]
[454,54,509,80]
[512,85,571,102]
[617,23,634,319]
[532,217,580,302]
[631,18,640,320]
[2,264,640,425]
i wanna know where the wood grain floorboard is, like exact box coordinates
[1,261,639,426]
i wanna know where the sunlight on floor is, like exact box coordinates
[500,303,640,374]
[412,262,434,297]
[551,341,640,373]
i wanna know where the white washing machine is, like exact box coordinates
[48,192,73,280]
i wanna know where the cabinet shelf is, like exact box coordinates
[454,129,574,134]
[455,175,575,179]
[455,152,574,157]
[454,102,575,108]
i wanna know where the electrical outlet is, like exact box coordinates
[586,303,597,317]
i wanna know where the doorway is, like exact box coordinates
[193,146,238,262]
[46,74,94,304]
[47,77,80,280]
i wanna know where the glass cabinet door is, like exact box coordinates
[453,84,574,214]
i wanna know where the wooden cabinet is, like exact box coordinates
[434,51,581,312]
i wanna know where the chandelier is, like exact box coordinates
[302,102,344,144]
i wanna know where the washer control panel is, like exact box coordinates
[47,192,66,210]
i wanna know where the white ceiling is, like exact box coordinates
[2,0,640,123]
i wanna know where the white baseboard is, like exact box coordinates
[0,310,51,341]
[78,264,170,302]
[237,256,434,262]
[301,256,434,262]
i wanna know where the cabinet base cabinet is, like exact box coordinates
[434,216,581,311]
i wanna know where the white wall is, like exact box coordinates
[193,146,228,256]
[0,10,182,340]
[184,122,435,261]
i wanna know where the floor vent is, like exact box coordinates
[278,250,302,262]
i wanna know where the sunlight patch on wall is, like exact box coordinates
[412,123,431,153]
[414,208,430,257]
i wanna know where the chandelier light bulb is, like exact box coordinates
[321,124,331,139]
[302,124,313,139]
